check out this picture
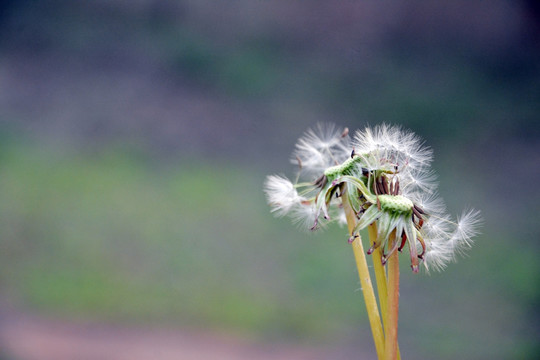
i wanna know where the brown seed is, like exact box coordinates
[381,176,389,195]
[314,174,328,188]
[414,204,425,215]
[376,178,385,195]
[413,206,423,220]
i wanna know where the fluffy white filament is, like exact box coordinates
[291,123,351,179]
[264,175,303,216]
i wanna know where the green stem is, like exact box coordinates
[368,224,389,327]
[369,224,402,360]
[384,231,400,360]
[342,195,385,359]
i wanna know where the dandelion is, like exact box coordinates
[264,123,481,360]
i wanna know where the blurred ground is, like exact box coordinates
[0,313,374,360]
[0,313,372,360]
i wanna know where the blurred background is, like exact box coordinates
[0,1,539,359]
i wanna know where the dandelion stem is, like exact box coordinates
[369,224,401,360]
[368,224,388,325]
[343,194,384,359]
[384,230,400,360]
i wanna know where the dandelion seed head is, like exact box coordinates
[353,124,433,176]
[265,123,481,273]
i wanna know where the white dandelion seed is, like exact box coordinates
[422,208,482,272]
[264,175,303,216]
[451,208,483,254]
[291,123,351,179]
[290,202,321,231]
[353,124,433,176]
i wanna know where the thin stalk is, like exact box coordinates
[342,196,385,359]
[368,224,388,326]
[384,230,400,360]
[369,224,401,360]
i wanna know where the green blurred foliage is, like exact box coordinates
[0,143,364,338]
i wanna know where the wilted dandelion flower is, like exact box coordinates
[265,123,481,272]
